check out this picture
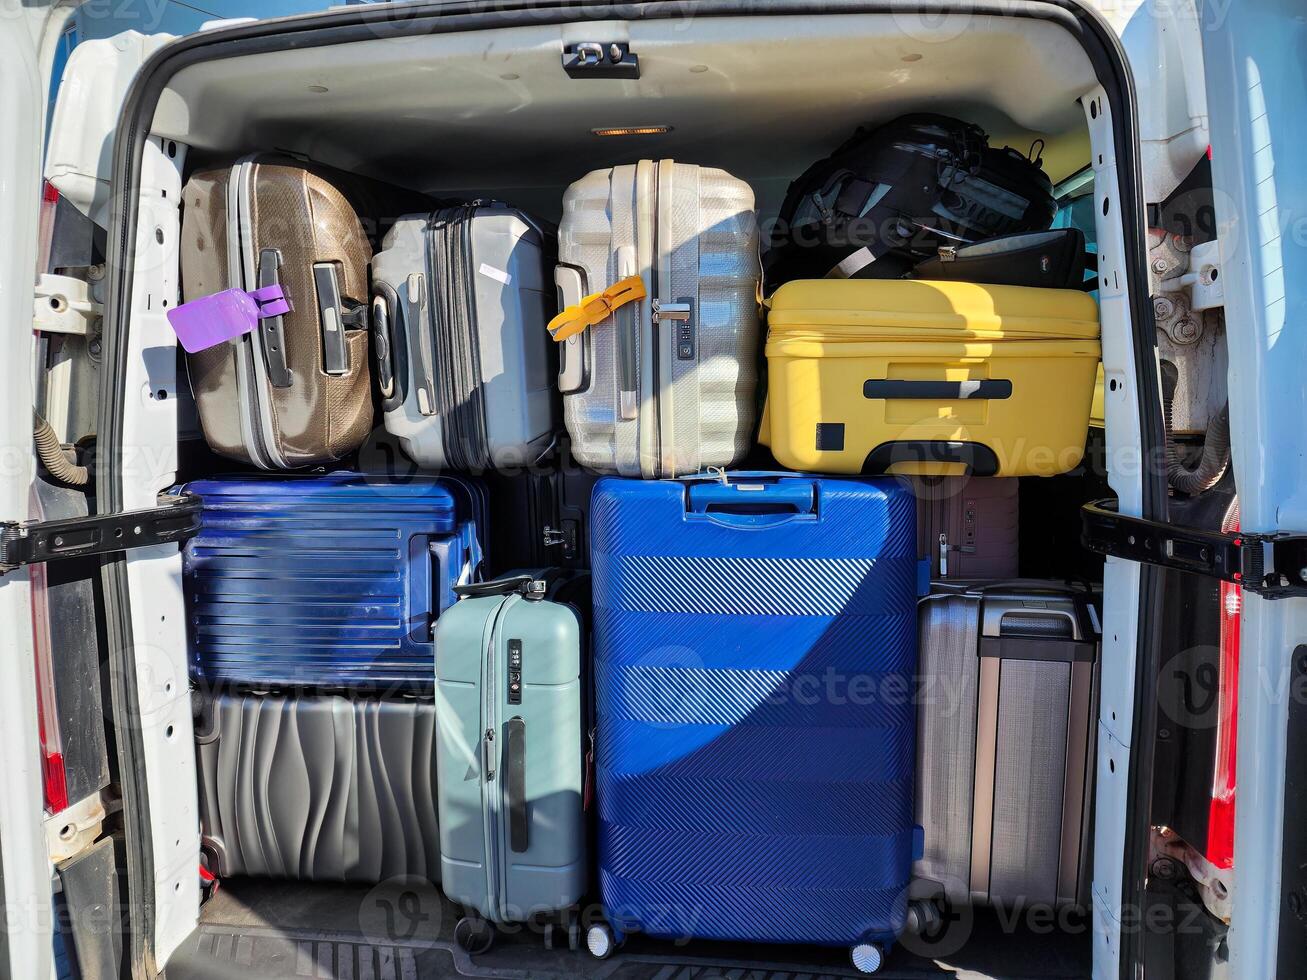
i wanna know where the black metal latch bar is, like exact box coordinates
[1,493,202,576]
[1081,498,1307,599]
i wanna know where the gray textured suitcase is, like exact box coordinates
[915,583,1098,909]
[195,694,439,883]
[556,160,761,477]
[434,572,586,948]
[913,477,1020,579]
[373,205,557,472]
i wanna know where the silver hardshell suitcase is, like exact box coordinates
[372,205,557,472]
[915,583,1099,909]
[433,572,587,951]
[556,160,761,478]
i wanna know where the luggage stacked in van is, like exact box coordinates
[763,114,1100,479]
[166,109,1104,974]
[755,113,1104,936]
[184,473,485,883]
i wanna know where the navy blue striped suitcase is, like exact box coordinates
[183,472,482,690]
[589,474,922,964]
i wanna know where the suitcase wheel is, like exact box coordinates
[455,915,496,955]
[567,920,582,952]
[850,943,885,975]
[585,922,618,960]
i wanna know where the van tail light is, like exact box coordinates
[30,559,69,815]
[1207,498,1241,870]
[32,185,71,815]
[37,180,60,277]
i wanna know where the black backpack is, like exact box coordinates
[767,114,1057,286]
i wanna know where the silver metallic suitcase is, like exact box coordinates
[916,583,1099,909]
[556,160,761,477]
[433,572,586,947]
[373,205,557,472]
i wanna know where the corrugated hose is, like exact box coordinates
[1161,361,1230,496]
[34,411,89,487]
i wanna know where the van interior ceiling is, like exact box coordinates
[34,5,1208,979]
[153,18,1095,219]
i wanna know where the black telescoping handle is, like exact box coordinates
[257,249,293,388]
[863,379,1013,400]
[505,717,528,852]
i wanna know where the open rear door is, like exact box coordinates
[1200,4,1307,978]
[0,7,83,980]
[1,14,178,980]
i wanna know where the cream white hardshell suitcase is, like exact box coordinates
[555,161,761,477]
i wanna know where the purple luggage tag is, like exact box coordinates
[166,285,292,354]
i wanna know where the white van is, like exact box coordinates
[1,2,1303,978]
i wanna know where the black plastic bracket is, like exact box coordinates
[1,493,202,576]
[1081,498,1307,599]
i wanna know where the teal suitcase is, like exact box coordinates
[434,572,588,952]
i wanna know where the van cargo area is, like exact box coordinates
[29,2,1231,978]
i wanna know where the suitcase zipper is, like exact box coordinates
[648,162,665,477]
[480,593,515,921]
[427,208,491,472]
[227,159,280,470]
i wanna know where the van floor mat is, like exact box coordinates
[166,879,1090,979]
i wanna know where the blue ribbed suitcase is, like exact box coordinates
[183,472,482,690]
[590,474,921,965]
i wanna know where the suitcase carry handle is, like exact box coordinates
[453,571,560,601]
[554,265,591,395]
[863,440,1000,477]
[505,717,529,852]
[686,480,817,526]
[312,263,354,376]
[408,273,437,416]
[864,379,1012,400]
[371,293,395,399]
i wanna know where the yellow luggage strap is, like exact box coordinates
[547,275,646,342]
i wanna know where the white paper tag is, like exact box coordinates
[478,263,512,286]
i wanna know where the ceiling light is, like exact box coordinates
[591,126,673,137]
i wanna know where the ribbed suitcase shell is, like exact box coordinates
[557,161,761,478]
[915,585,1097,909]
[195,693,439,882]
[183,473,480,690]
[373,206,557,472]
[434,579,585,922]
[592,475,919,945]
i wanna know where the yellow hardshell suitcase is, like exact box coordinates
[764,279,1100,477]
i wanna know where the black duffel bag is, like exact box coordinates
[767,114,1058,285]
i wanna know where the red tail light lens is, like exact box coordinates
[1207,499,1241,870]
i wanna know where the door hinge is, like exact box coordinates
[1081,498,1307,599]
[1,493,202,576]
